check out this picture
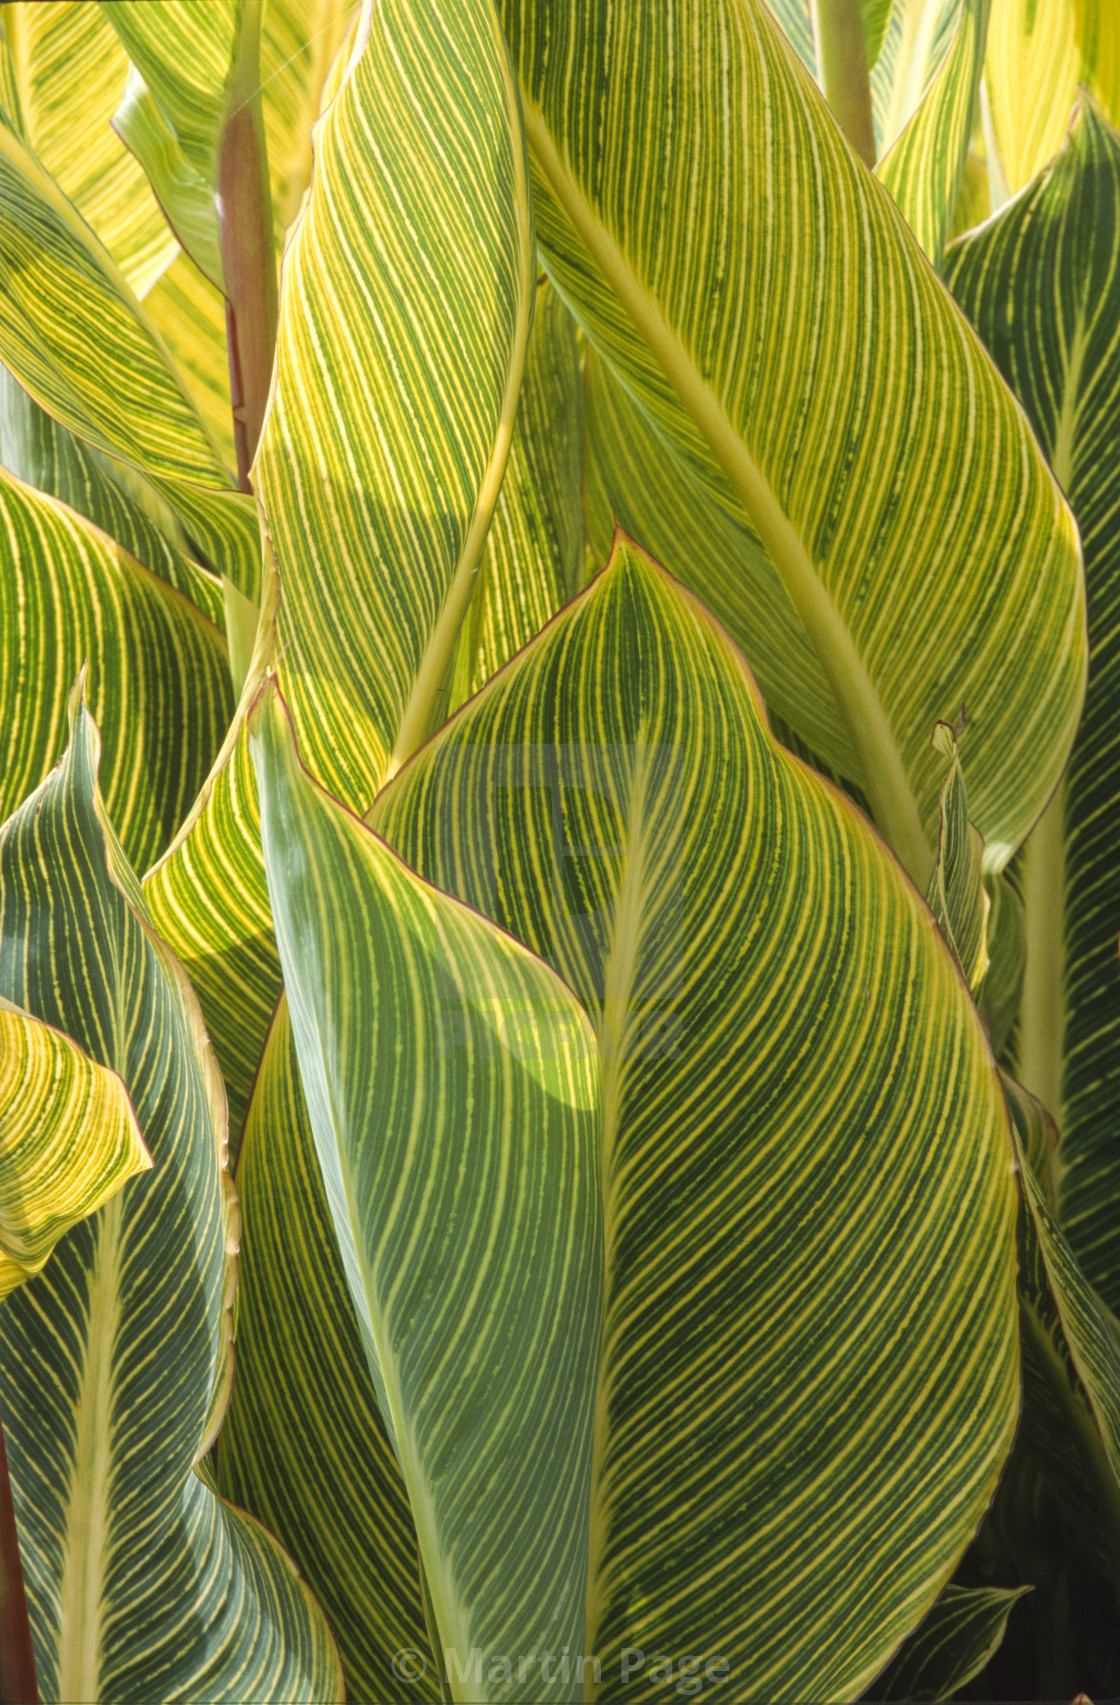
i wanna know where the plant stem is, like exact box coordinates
[1018,784,1066,1129]
[810,0,877,168]
[0,1396,37,1705]
[218,0,278,492]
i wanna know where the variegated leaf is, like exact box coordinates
[503,0,1084,886]
[372,538,1020,1699]
[0,690,343,1701]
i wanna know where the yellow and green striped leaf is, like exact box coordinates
[448,278,585,712]
[984,0,1120,198]
[144,721,277,1145]
[113,65,226,293]
[260,0,358,240]
[145,0,537,1140]
[219,998,437,1701]
[946,98,1120,1312]
[869,0,959,154]
[144,250,237,475]
[251,682,603,1698]
[927,719,990,993]
[582,348,860,782]
[0,363,223,624]
[103,1,240,185]
[256,0,534,811]
[0,466,233,873]
[0,0,177,297]
[0,690,343,1701]
[759,0,984,245]
[0,1001,150,1299]
[500,0,1084,887]
[864,1582,1028,1702]
[0,111,258,594]
[372,539,1020,1699]
[876,0,990,263]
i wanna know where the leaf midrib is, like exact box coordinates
[519,98,932,886]
[56,1192,123,1703]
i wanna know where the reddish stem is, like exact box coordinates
[218,0,278,492]
[0,1396,37,1705]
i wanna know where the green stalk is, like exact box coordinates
[0,1396,37,1705]
[810,0,877,168]
[218,0,278,494]
[1018,784,1067,1128]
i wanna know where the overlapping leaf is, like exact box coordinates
[251,683,603,1697]
[0,364,223,623]
[504,0,1084,885]
[0,112,258,593]
[144,722,277,1147]
[0,1002,150,1299]
[372,540,1020,1699]
[981,870,1026,1058]
[143,0,537,1151]
[113,66,226,294]
[256,0,534,810]
[0,691,342,1701]
[947,98,1120,1310]
[761,0,984,246]
[870,0,960,153]
[877,0,990,263]
[104,1,240,185]
[144,251,237,476]
[984,0,1120,198]
[448,279,584,711]
[260,0,357,240]
[0,0,177,296]
[582,349,859,781]
[0,466,232,873]
[219,998,439,1702]
[864,1582,1028,1702]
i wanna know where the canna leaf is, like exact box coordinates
[147,0,537,1147]
[0,364,224,624]
[251,682,603,1701]
[448,279,585,712]
[260,0,358,241]
[864,1581,1028,1702]
[582,350,857,781]
[870,0,962,157]
[143,720,277,1148]
[219,998,437,1702]
[876,0,990,263]
[980,871,1026,1060]
[499,0,1084,886]
[144,250,237,475]
[113,66,225,294]
[256,0,534,810]
[984,0,1120,198]
[0,1001,150,1299]
[0,689,343,1702]
[946,98,1120,1312]
[0,468,233,873]
[0,110,259,595]
[0,0,177,296]
[103,0,240,186]
[372,538,1021,1699]
[927,717,990,993]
